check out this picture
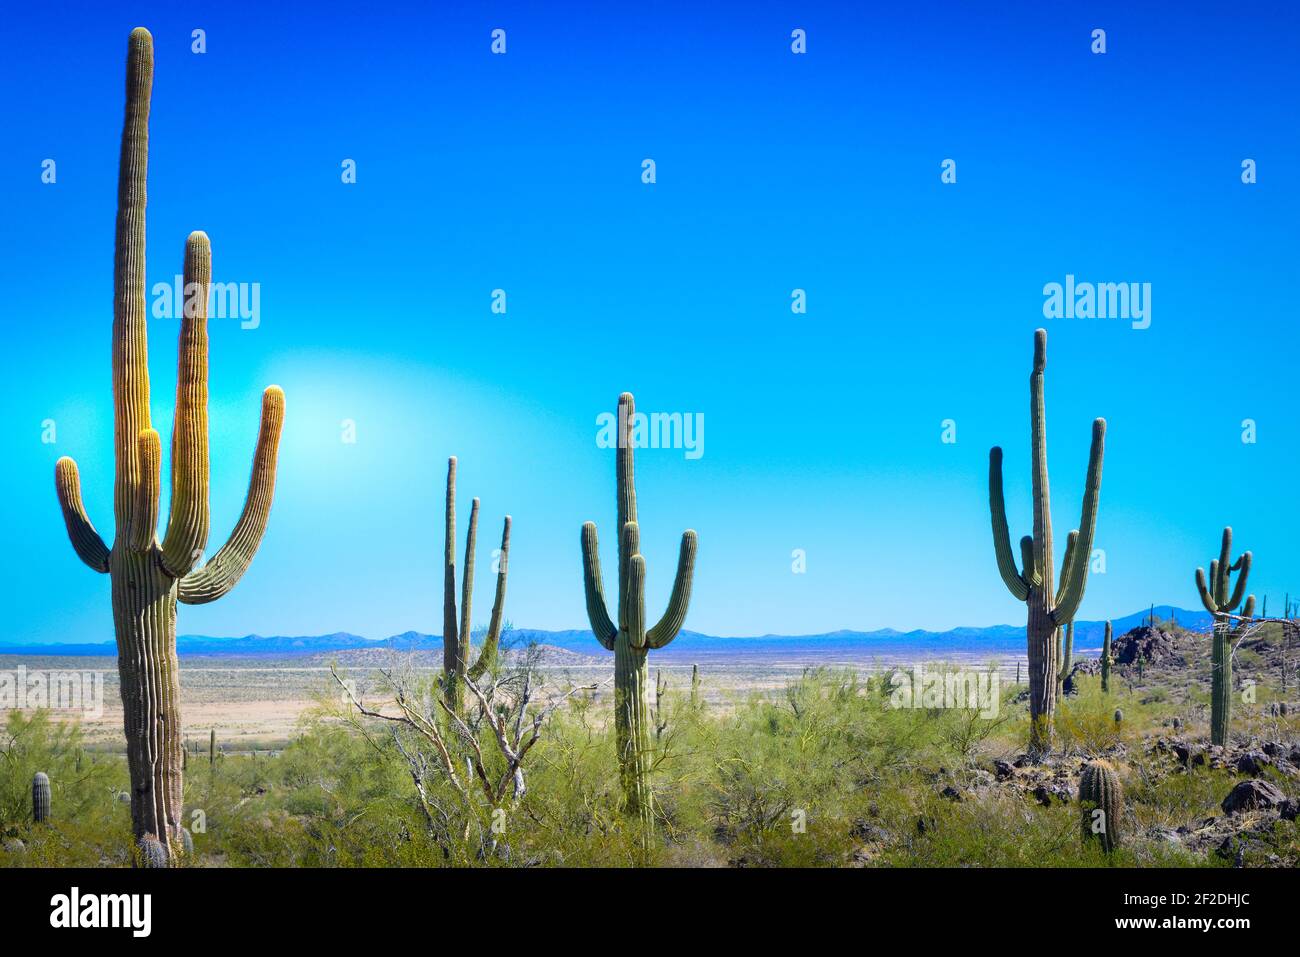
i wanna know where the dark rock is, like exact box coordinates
[850,819,889,843]
[1263,741,1283,758]
[1236,751,1273,776]
[994,760,1015,780]
[1221,779,1287,814]
[940,785,962,802]
[1032,784,1069,807]
[1112,625,1180,665]
[1280,800,1299,822]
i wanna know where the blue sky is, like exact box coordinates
[5,1,1299,643]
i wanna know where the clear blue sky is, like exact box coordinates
[5,1,1299,643]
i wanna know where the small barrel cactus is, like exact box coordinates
[1079,759,1123,852]
[1113,708,1123,725]
[32,772,51,823]
[137,837,168,868]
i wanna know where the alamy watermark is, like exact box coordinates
[151,275,261,329]
[0,667,105,719]
[888,663,1000,718]
[596,406,704,460]
[1043,274,1151,330]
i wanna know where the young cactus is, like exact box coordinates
[989,329,1105,752]
[1100,621,1113,693]
[690,663,701,709]
[441,457,511,714]
[32,772,51,824]
[1056,621,1075,697]
[1194,527,1255,746]
[51,28,285,866]
[1078,759,1123,853]
[581,393,697,829]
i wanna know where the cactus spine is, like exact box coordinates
[52,29,285,865]
[1078,759,1122,853]
[441,457,511,714]
[988,329,1106,752]
[581,393,697,829]
[1194,527,1255,746]
[1100,620,1113,693]
[32,772,50,824]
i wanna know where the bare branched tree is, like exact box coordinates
[330,645,594,859]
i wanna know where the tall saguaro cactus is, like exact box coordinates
[1101,620,1113,693]
[989,329,1105,753]
[441,457,511,714]
[581,393,697,828]
[52,29,285,864]
[1194,527,1255,746]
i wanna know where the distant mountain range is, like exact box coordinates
[0,606,1213,658]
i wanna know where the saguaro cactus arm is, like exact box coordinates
[129,429,162,551]
[160,231,212,576]
[177,387,284,604]
[1051,417,1106,627]
[646,529,697,649]
[54,458,110,572]
[467,516,511,680]
[581,522,617,650]
[1056,530,1080,604]
[626,555,647,648]
[1225,552,1252,612]
[988,448,1030,601]
[1195,567,1217,613]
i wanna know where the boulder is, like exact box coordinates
[1111,625,1181,665]
[1235,751,1273,776]
[1221,779,1287,814]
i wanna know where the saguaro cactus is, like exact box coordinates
[52,29,285,864]
[581,393,697,828]
[441,456,511,713]
[989,329,1105,753]
[1101,620,1113,693]
[1078,759,1123,853]
[32,773,51,824]
[1195,527,1255,746]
